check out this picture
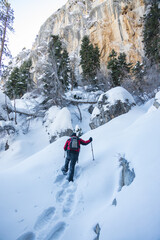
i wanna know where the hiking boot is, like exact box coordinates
[67,177,73,182]
[61,166,68,175]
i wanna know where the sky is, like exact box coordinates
[8,0,68,57]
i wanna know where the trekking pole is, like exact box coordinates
[64,151,66,158]
[91,142,95,161]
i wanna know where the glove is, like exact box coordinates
[89,137,93,142]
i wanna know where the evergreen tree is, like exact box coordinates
[143,1,160,65]
[107,49,132,87]
[52,35,63,61]
[80,36,100,83]
[5,59,32,98]
[132,61,145,93]
[51,35,71,88]
[92,46,100,73]
[107,49,120,86]
[0,0,14,72]
[118,52,132,81]
[59,49,71,89]
[42,35,71,101]
[19,59,32,91]
[6,67,21,98]
[132,61,144,80]
[80,36,91,79]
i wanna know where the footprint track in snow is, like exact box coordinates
[62,193,75,217]
[55,176,78,218]
[34,207,56,231]
[45,221,66,240]
[54,165,82,186]
[16,231,35,240]
[54,174,66,185]
[56,189,66,202]
[74,165,82,179]
[17,174,78,240]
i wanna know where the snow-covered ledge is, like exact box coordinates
[90,87,136,129]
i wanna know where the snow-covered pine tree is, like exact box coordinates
[59,49,71,90]
[42,35,71,104]
[107,50,132,87]
[52,35,71,91]
[118,53,132,81]
[107,49,120,87]
[80,36,100,84]
[19,59,33,92]
[5,67,21,98]
[5,59,32,99]
[143,1,160,65]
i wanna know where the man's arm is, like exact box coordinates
[80,137,92,145]
[64,139,69,151]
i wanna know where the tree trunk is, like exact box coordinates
[0,2,9,71]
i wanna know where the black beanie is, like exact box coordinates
[71,133,76,137]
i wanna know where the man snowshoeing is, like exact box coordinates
[62,133,93,182]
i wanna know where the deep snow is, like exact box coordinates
[0,96,160,240]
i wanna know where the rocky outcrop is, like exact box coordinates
[89,86,135,129]
[31,0,145,83]
[153,91,160,109]
[118,156,135,191]
[93,223,101,240]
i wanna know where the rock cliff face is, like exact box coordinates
[32,0,145,82]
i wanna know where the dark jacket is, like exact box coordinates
[64,136,91,153]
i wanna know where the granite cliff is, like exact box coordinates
[31,0,146,82]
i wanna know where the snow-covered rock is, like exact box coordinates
[153,91,160,109]
[147,91,160,114]
[90,87,136,129]
[0,90,13,121]
[118,156,135,191]
[43,106,73,143]
[0,120,17,151]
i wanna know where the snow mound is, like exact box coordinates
[44,106,73,142]
[98,86,135,106]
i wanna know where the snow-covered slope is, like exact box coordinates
[0,99,160,240]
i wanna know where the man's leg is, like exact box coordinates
[62,151,70,173]
[68,152,78,182]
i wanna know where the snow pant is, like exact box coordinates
[63,150,79,181]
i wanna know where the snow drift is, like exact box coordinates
[0,89,160,240]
